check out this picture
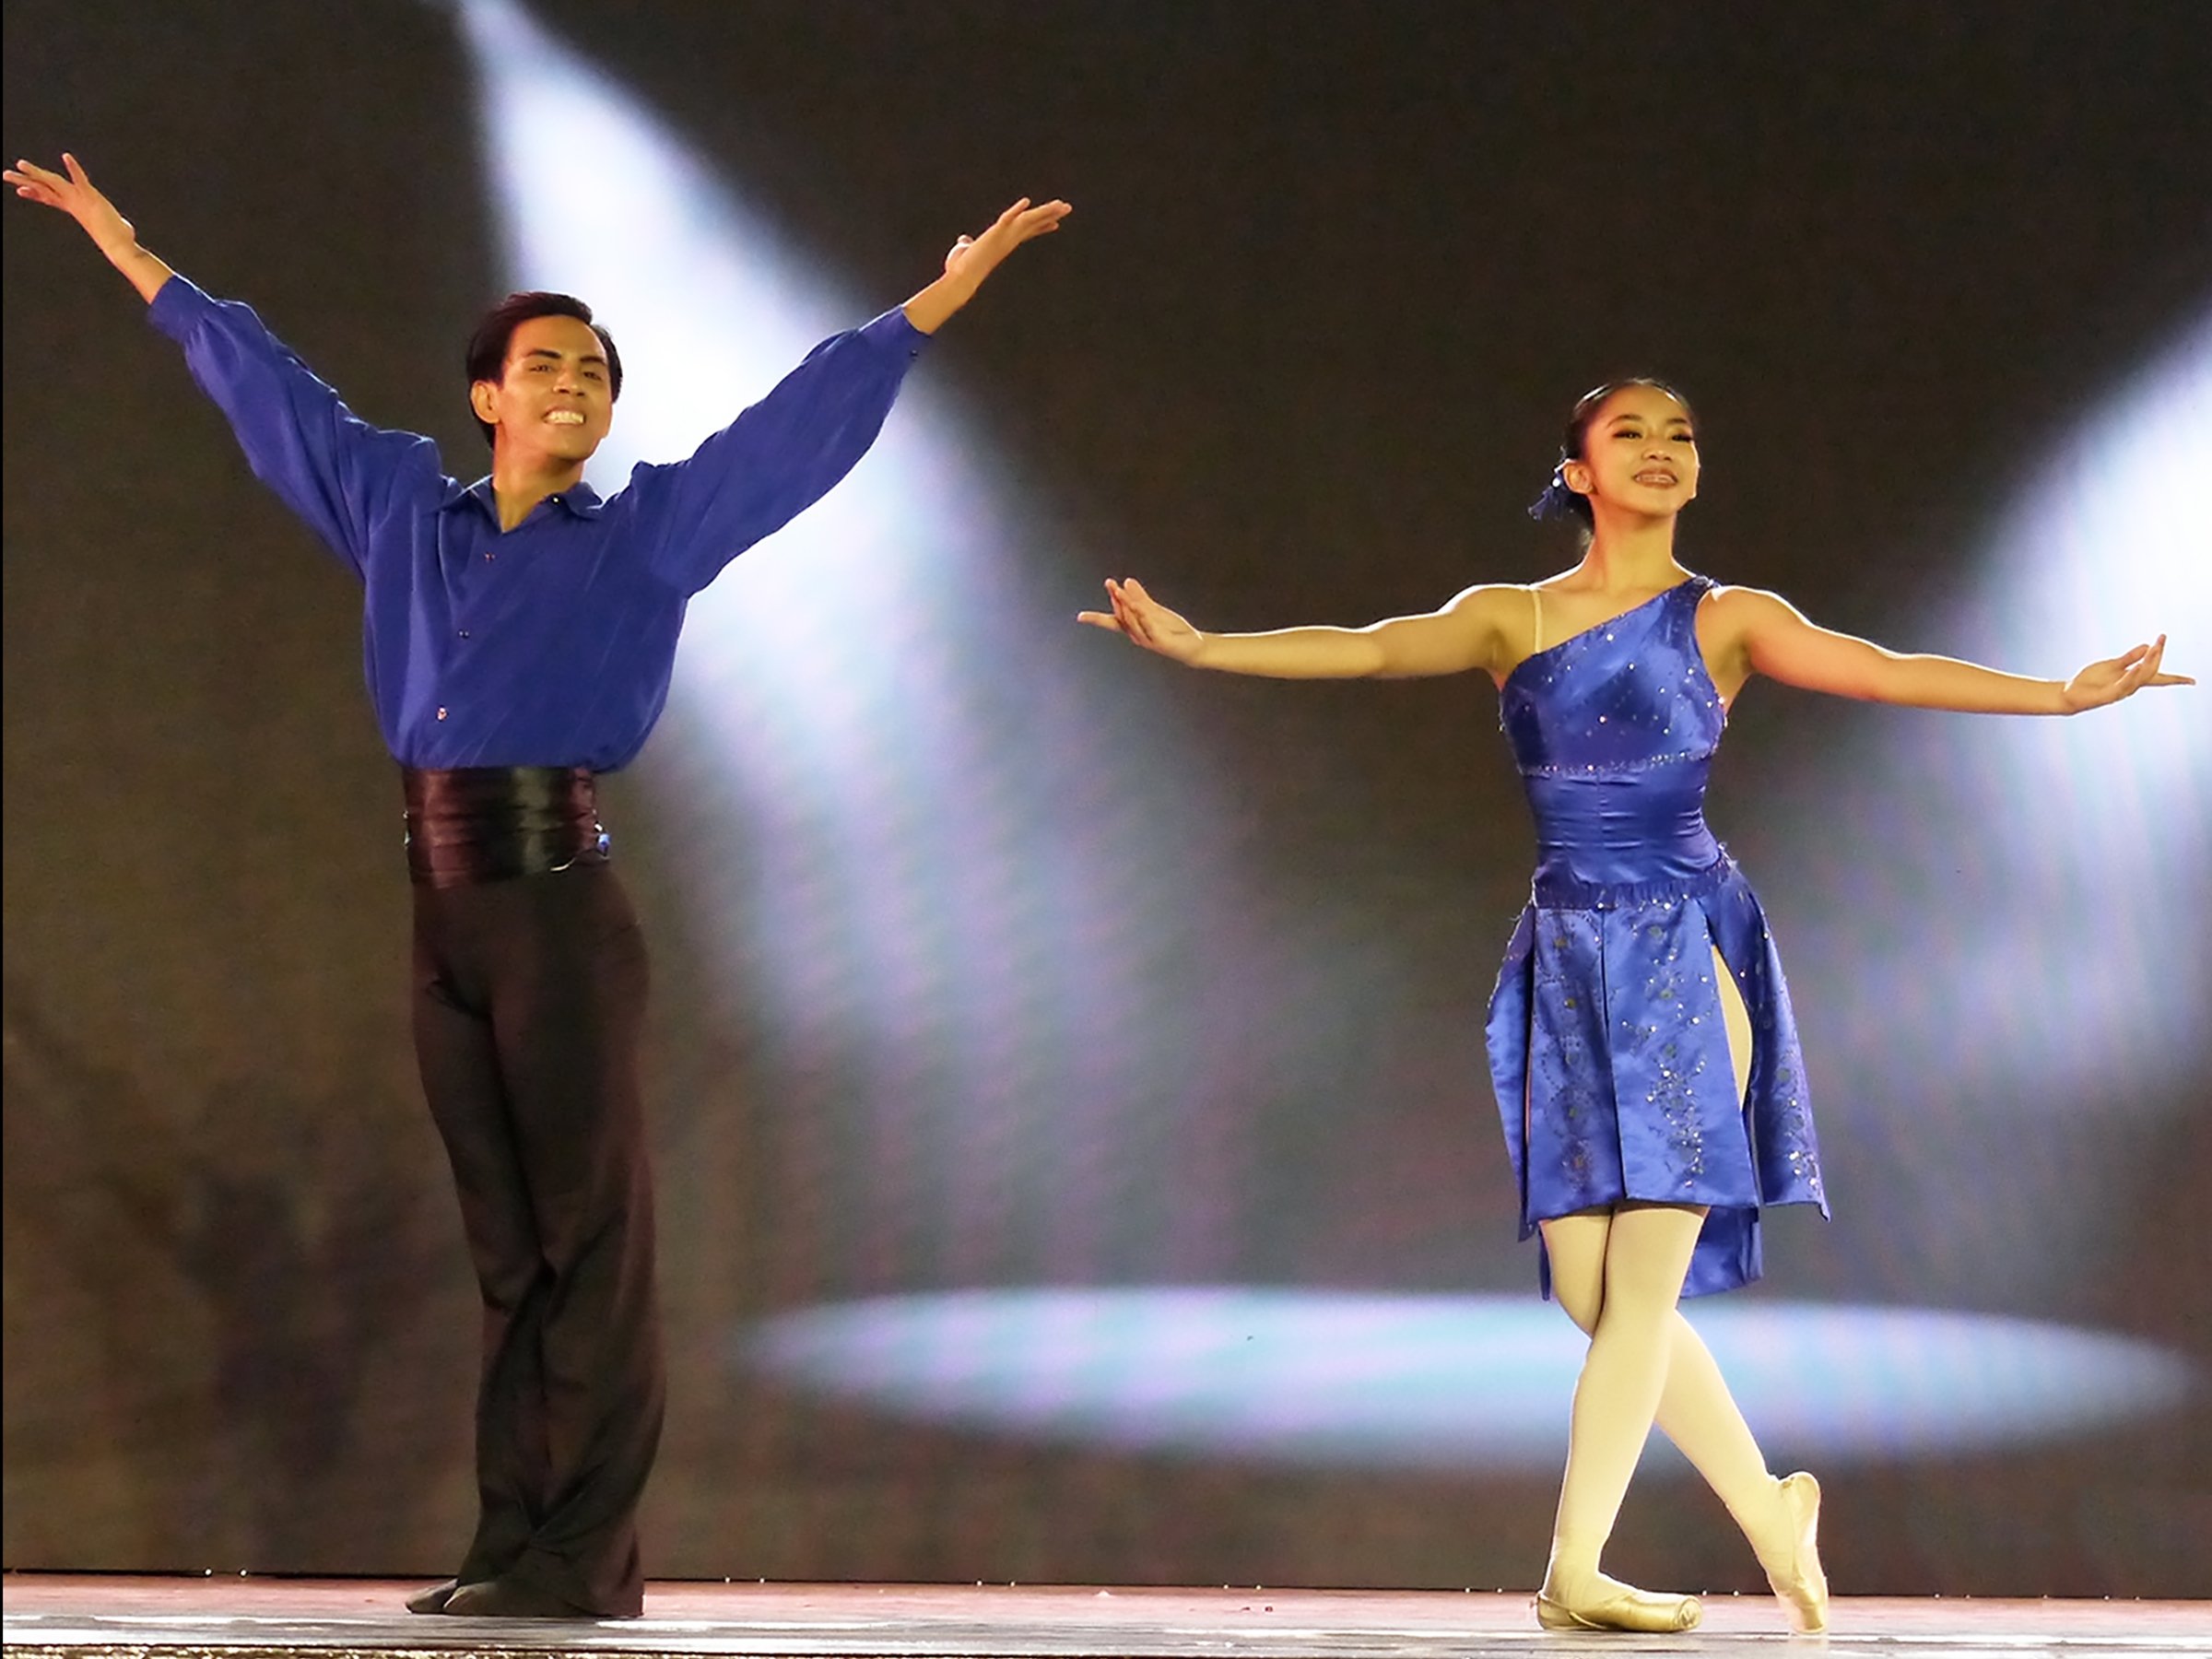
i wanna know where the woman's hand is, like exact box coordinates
[1078,577,1510,680]
[2060,635,2193,712]
[1078,578,1209,665]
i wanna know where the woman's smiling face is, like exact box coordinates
[1564,383,1700,520]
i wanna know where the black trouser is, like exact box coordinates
[410,860,661,1617]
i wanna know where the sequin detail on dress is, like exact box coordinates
[1486,577,1828,1297]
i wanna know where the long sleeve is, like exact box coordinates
[147,277,440,579]
[629,308,925,596]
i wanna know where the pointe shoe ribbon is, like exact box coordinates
[1761,1470,1830,1634]
[1535,1585,1702,1632]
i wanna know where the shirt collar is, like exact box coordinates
[441,477,606,521]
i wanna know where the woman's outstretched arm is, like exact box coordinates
[1709,586,2192,713]
[1078,576,1524,680]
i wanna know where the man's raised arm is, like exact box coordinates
[8,150,436,578]
[900,196,1071,335]
[6,153,174,302]
[641,194,1072,594]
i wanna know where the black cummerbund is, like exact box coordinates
[402,765,610,888]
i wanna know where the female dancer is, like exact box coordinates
[1079,378,2188,1633]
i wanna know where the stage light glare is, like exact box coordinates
[457,0,1248,1238]
[1761,312,2210,1306]
[739,1288,2193,1468]
[464,4,2204,1477]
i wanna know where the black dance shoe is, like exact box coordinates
[443,1575,605,1619]
[404,1579,459,1616]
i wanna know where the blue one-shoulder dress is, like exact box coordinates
[1486,575,1828,1297]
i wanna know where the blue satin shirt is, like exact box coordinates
[148,276,924,771]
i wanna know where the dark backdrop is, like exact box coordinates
[6,0,2209,1596]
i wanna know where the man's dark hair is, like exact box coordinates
[465,291,623,447]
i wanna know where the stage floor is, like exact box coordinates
[3,1576,2206,1659]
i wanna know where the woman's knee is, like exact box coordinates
[1605,1203,1708,1289]
[1554,1281,1602,1335]
[1540,1215,1610,1335]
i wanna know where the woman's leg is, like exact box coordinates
[1540,1201,1708,1606]
[1655,951,1790,1538]
[1700,943,1826,1627]
[1533,947,1826,1631]
[1541,1211,1772,1527]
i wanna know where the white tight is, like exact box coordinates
[1535,946,1791,1597]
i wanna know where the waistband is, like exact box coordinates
[1529,849,1736,912]
[401,765,609,888]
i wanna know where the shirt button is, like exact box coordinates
[484,551,496,561]
[458,629,471,639]
[436,707,449,721]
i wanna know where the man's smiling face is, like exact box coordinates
[472,313,616,465]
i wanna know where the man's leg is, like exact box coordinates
[470,865,663,1618]
[410,891,553,1601]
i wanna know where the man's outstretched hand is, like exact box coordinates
[5,153,173,301]
[904,196,1071,335]
[944,197,1070,280]
[7,154,135,253]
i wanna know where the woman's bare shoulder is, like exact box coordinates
[1702,582,1803,621]
[1438,579,1540,618]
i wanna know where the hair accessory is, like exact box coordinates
[1528,462,1580,522]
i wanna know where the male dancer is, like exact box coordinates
[6,151,1068,1619]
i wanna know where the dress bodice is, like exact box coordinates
[1498,575,1728,894]
[1485,572,1826,1297]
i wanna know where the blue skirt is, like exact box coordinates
[1485,853,1829,1297]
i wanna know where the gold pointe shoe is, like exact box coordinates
[1763,1470,1830,1635]
[1535,1583,1703,1632]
